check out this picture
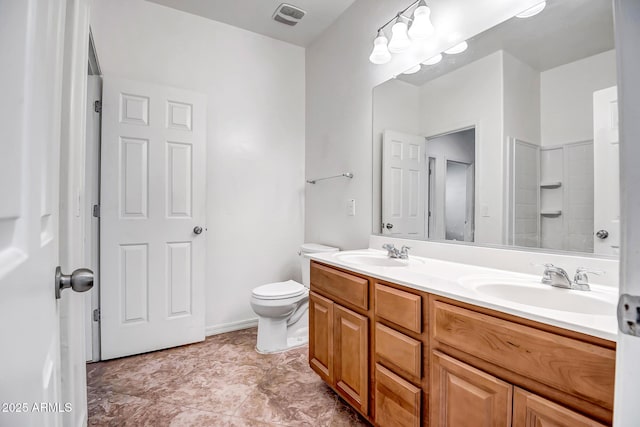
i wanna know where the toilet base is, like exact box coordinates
[255,309,309,354]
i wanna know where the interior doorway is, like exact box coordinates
[426,127,476,242]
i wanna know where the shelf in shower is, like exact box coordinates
[540,181,562,188]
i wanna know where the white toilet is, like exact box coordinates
[250,243,339,353]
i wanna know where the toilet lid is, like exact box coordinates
[252,280,306,300]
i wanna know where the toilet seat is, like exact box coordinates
[251,280,306,300]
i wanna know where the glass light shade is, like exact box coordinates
[444,41,468,54]
[422,53,442,65]
[402,64,421,75]
[369,33,391,64]
[408,5,434,40]
[388,20,411,53]
[516,1,546,18]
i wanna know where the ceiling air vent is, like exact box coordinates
[272,3,306,26]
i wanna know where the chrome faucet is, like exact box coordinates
[382,244,411,259]
[539,264,599,291]
[542,265,573,289]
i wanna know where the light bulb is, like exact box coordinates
[516,1,546,18]
[444,41,468,55]
[388,17,411,53]
[403,64,421,75]
[408,4,434,40]
[369,32,391,64]
[422,53,442,65]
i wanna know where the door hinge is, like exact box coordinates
[94,100,102,113]
[618,294,640,337]
[93,308,100,322]
[92,204,100,218]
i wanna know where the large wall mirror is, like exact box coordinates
[372,0,618,257]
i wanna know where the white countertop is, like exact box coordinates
[308,249,619,342]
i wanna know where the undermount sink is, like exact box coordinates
[334,252,422,268]
[459,276,617,316]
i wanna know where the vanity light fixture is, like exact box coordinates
[369,30,392,64]
[444,40,468,54]
[408,0,435,40]
[388,15,412,53]
[516,1,546,18]
[403,64,422,74]
[368,0,436,64]
[422,53,442,65]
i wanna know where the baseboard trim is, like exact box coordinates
[205,318,259,336]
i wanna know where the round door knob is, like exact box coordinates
[55,266,94,299]
[385,223,393,230]
[193,226,203,235]
[596,230,609,239]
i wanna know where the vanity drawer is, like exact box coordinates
[375,322,422,380]
[431,300,616,410]
[310,262,368,310]
[375,363,421,427]
[375,283,421,333]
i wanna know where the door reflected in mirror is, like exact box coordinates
[372,0,618,257]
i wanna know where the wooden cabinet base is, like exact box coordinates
[513,388,607,427]
[375,364,421,427]
[431,351,513,427]
[309,261,615,427]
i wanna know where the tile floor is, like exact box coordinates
[87,328,370,426]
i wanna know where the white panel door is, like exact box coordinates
[382,130,427,238]
[0,1,66,425]
[101,77,206,359]
[593,86,620,256]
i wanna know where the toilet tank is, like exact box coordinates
[299,243,339,288]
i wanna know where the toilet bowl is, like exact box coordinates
[250,243,339,353]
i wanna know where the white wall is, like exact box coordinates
[503,51,541,145]
[91,0,306,332]
[305,0,542,250]
[419,52,504,244]
[541,50,617,146]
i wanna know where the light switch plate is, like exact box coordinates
[348,199,356,216]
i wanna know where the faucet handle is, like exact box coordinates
[400,245,411,252]
[531,263,556,284]
[382,243,396,250]
[574,267,604,286]
[531,262,555,269]
[575,267,603,275]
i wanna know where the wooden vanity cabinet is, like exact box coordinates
[309,263,370,417]
[373,282,428,427]
[308,261,616,427]
[429,295,616,427]
[431,351,513,427]
[513,388,607,427]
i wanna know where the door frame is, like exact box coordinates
[84,31,102,362]
[58,0,93,424]
[613,0,640,424]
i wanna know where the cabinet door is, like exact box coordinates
[375,363,421,427]
[309,291,334,384]
[431,351,512,427]
[334,304,369,415]
[513,388,607,427]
